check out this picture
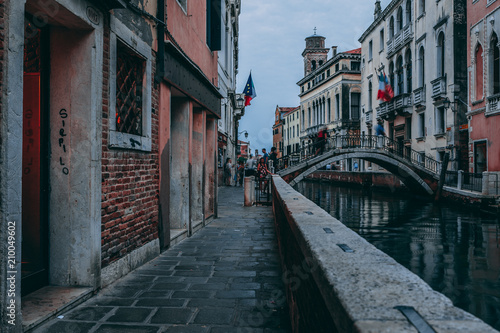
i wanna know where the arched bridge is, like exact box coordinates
[277,135,444,196]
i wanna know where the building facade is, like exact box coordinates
[217,0,243,186]
[1,0,230,330]
[297,33,362,170]
[467,0,500,179]
[359,0,468,172]
[282,107,301,157]
[273,106,295,157]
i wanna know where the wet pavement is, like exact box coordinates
[32,186,291,333]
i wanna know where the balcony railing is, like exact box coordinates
[387,24,412,57]
[486,93,500,115]
[403,24,413,43]
[387,39,393,55]
[305,123,325,137]
[376,103,391,118]
[413,86,426,105]
[365,110,373,124]
[431,76,446,99]
[393,93,412,111]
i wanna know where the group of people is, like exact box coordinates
[223,147,279,187]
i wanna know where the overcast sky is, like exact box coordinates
[236,0,392,153]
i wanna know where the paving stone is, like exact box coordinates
[94,324,160,333]
[88,297,136,306]
[216,290,255,299]
[34,321,96,333]
[172,270,212,277]
[211,327,263,333]
[106,307,152,323]
[150,282,189,291]
[213,271,256,278]
[162,325,209,332]
[135,298,186,307]
[149,308,195,324]
[63,306,114,321]
[193,308,235,324]
[187,298,236,308]
[171,290,213,299]
[189,283,226,290]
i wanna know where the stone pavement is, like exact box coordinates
[32,186,291,333]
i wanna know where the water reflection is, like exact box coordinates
[296,181,500,330]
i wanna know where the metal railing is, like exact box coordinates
[255,176,271,205]
[277,134,442,176]
[445,170,483,193]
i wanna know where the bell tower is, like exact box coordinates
[302,28,329,76]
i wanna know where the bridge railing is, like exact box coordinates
[277,135,442,176]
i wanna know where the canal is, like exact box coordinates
[295,180,500,330]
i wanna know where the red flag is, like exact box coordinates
[377,73,393,102]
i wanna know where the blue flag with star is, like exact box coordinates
[243,73,256,106]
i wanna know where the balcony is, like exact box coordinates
[376,102,392,119]
[403,24,413,44]
[431,76,446,99]
[386,39,393,55]
[387,24,412,57]
[305,123,325,137]
[486,93,500,115]
[393,93,412,114]
[413,86,426,105]
[365,109,373,125]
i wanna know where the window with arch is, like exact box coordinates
[397,7,403,32]
[418,46,425,87]
[406,50,412,93]
[406,0,411,25]
[350,91,361,120]
[389,61,395,94]
[312,60,317,71]
[389,16,395,39]
[437,32,445,78]
[327,97,331,122]
[475,43,483,100]
[419,0,425,16]
[396,56,404,95]
[491,33,500,95]
[368,81,373,111]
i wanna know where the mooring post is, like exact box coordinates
[435,152,450,201]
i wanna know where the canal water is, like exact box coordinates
[295,180,500,330]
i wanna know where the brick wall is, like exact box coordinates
[100,17,159,267]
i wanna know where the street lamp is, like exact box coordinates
[239,130,249,139]
[236,94,245,109]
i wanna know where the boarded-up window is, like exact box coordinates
[115,41,145,136]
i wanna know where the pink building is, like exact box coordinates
[468,0,500,174]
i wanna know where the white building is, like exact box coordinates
[359,0,468,171]
[218,0,244,182]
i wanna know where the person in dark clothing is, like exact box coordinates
[269,147,278,171]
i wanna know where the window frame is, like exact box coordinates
[109,17,153,152]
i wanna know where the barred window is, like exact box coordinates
[116,41,145,136]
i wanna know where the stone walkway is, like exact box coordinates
[32,186,291,333]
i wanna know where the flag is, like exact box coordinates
[377,72,394,102]
[243,73,257,106]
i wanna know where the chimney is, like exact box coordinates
[331,46,337,57]
[374,0,382,20]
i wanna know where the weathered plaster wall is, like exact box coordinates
[170,97,190,230]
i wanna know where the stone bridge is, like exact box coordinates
[277,135,443,196]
